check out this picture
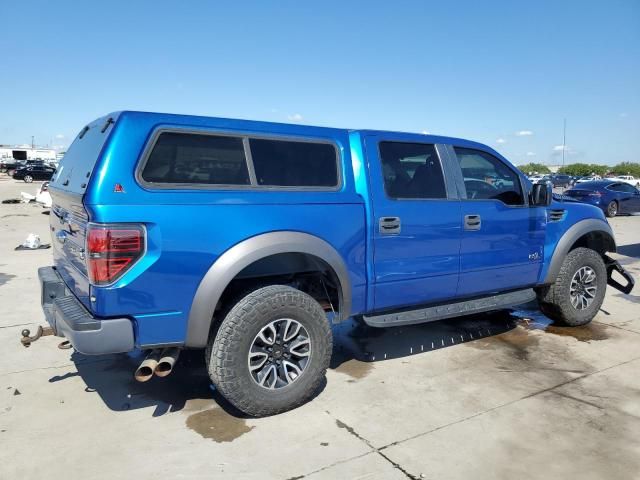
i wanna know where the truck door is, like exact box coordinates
[364,135,462,311]
[449,146,546,297]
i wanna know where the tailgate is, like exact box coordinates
[48,115,118,310]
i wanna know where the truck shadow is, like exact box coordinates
[617,243,640,259]
[331,309,520,370]
[58,308,534,417]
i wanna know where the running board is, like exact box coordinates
[363,288,537,328]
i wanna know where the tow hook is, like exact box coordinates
[20,326,54,347]
[605,256,635,294]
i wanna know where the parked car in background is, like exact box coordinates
[528,174,545,184]
[1,158,20,173]
[612,175,640,188]
[576,175,602,184]
[565,180,640,217]
[12,164,56,182]
[549,174,572,188]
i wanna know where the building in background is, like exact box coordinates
[0,145,58,162]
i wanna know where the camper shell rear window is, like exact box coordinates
[139,130,340,190]
[50,116,116,193]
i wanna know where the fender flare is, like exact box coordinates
[543,219,616,285]
[185,231,352,348]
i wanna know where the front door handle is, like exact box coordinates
[464,214,481,231]
[379,216,401,234]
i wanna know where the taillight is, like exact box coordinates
[588,191,602,197]
[86,224,145,285]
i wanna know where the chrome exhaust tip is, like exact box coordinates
[155,348,180,378]
[134,349,162,382]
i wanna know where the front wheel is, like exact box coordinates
[536,247,607,326]
[23,175,33,183]
[206,285,332,416]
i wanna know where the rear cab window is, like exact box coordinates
[378,141,447,199]
[139,130,340,189]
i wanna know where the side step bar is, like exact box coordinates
[363,288,536,328]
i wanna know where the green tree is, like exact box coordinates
[516,163,550,175]
[558,163,608,176]
[610,162,640,177]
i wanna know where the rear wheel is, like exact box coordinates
[23,175,33,183]
[536,247,607,326]
[206,285,332,416]
[605,200,618,217]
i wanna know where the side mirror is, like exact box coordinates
[531,182,552,206]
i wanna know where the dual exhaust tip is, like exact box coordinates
[134,347,180,382]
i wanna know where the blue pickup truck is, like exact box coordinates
[32,111,634,416]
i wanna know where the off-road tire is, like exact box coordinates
[536,247,607,326]
[206,285,332,417]
[605,200,618,218]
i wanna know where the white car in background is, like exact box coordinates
[612,175,640,187]
[576,175,602,184]
[527,175,546,184]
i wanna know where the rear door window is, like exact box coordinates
[249,138,338,187]
[141,132,250,185]
[378,141,447,199]
[609,183,636,193]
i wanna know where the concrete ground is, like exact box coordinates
[1,176,639,480]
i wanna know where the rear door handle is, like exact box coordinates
[464,214,481,231]
[379,216,401,234]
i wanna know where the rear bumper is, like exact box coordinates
[38,266,134,355]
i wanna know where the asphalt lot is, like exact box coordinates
[1,177,639,480]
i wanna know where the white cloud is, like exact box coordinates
[55,134,65,139]
[515,130,533,136]
[287,113,303,122]
[526,152,536,156]
[496,138,506,144]
[553,145,568,151]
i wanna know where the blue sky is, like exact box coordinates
[1,0,638,165]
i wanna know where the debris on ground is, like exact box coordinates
[15,244,51,251]
[20,192,36,203]
[15,233,50,250]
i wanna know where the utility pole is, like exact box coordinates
[31,136,34,149]
[561,118,566,168]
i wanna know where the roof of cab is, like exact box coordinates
[109,110,503,161]
[115,111,485,146]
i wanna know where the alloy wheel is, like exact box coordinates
[248,318,311,389]
[570,266,598,310]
